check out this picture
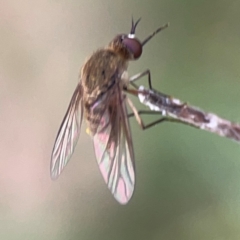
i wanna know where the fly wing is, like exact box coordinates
[51,82,83,179]
[93,86,135,204]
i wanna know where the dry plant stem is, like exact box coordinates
[137,86,240,143]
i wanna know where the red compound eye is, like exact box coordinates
[123,37,142,59]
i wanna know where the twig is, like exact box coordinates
[138,86,240,143]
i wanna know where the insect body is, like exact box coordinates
[50,18,168,204]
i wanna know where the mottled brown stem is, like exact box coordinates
[138,86,240,143]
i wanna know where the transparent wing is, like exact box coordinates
[93,86,135,204]
[50,82,83,180]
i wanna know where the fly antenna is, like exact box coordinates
[141,22,169,46]
[130,17,141,35]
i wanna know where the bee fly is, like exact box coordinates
[51,18,169,204]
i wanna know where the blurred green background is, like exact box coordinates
[1,0,240,239]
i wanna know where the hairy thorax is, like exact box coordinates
[80,48,129,135]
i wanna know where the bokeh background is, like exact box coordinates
[1,0,240,239]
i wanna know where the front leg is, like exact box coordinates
[129,69,153,89]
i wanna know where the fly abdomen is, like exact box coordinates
[84,100,106,136]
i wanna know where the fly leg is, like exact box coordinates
[129,69,153,90]
[126,97,144,127]
[126,71,180,130]
[127,109,185,130]
[127,97,184,130]
[126,97,179,130]
[123,69,153,96]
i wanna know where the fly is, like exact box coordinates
[50,18,169,204]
